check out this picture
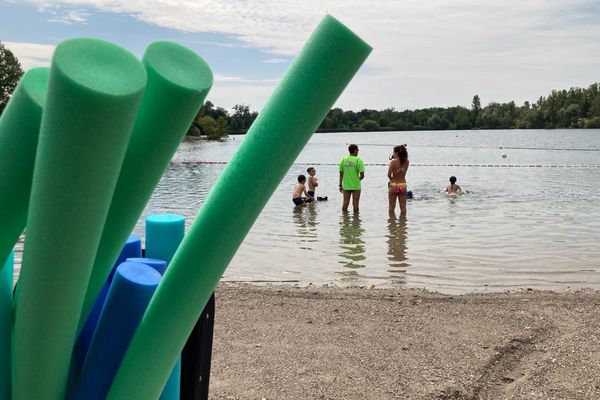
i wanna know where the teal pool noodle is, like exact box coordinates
[80,42,212,329]
[145,214,185,263]
[72,262,161,400]
[13,38,146,400]
[0,251,13,400]
[146,213,185,400]
[161,359,181,400]
[107,15,372,399]
[0,68,48,269]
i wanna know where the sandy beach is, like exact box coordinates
[210,284,600,400]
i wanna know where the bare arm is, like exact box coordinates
[387,161,394,180]
[359,172,365,180]
[339,171,344,193]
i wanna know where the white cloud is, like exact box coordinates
[261,58,287,64]
[11,0,600,109]
[214,74,280,84]
[47,9,90,24]
[3,42,55,69]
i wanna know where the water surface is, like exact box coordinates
[134,129,600,294]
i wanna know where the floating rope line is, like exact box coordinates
[177,160,600,168]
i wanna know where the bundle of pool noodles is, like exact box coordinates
[0,14,370,400]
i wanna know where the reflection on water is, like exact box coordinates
[337,213,366,278]
[386,213,408,284]
[292,204,319,250]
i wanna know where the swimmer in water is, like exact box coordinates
[445,176,462,196]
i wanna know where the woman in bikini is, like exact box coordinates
[387,144,409,214]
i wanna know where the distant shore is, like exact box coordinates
[211,284,600,400]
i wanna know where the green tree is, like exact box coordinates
[360,119,379,131]
[0,41,24,114]
[584,116,600,128]
[471,95,481,126]
[198,115,216,137]
[453,106,472,129]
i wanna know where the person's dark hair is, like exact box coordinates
[307,167,315,174]
[394,144,408,163]
[348,144,358,154]
[449,176,457,184]
[298,174,307,183]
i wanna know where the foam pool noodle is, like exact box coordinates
[145,214,186,400]
[70,235,142,391]
[0,68,49,269]
[79,41,212,331]
[13,38,146,400]
[145,214,185,263]
[0,251,13,400]
[126,258,167,276]
[107,15,372,399]
[71,262,161,400]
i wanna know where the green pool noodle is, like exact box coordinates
[0,68,48,270]
[79,41,212,328]
[107,15,372,399]
[1,251,13,400]
[13,38,146,400]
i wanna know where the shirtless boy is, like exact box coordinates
[306,167,318,200]
[292,175,312,206]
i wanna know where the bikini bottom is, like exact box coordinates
[389,182,407,194]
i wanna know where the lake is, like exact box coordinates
[134,129,600,294]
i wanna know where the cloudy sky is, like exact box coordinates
[1,0,599,111]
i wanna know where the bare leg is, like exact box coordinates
[399,193,407,214]
[388,190,397,213]
[352,190,361,213]
[342,190,351,212]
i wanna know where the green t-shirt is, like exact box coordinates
[339,155,365,190]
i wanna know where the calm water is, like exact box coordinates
[133,129,599,294]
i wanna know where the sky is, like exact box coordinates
[1,0,599,112]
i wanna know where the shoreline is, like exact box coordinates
[210,283,600,399]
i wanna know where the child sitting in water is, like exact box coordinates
[445,176,462,195]
[292,175,313,206]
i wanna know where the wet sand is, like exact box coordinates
[210,284,600,399]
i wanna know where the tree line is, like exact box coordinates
[189,83,600,139]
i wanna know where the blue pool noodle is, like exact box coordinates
[145,214,185,399]
[0,251,13,399]
[72,262,161,400]
[126,257,168,276]
[71,236,142,384]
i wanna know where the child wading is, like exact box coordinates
[307,167,318,200]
